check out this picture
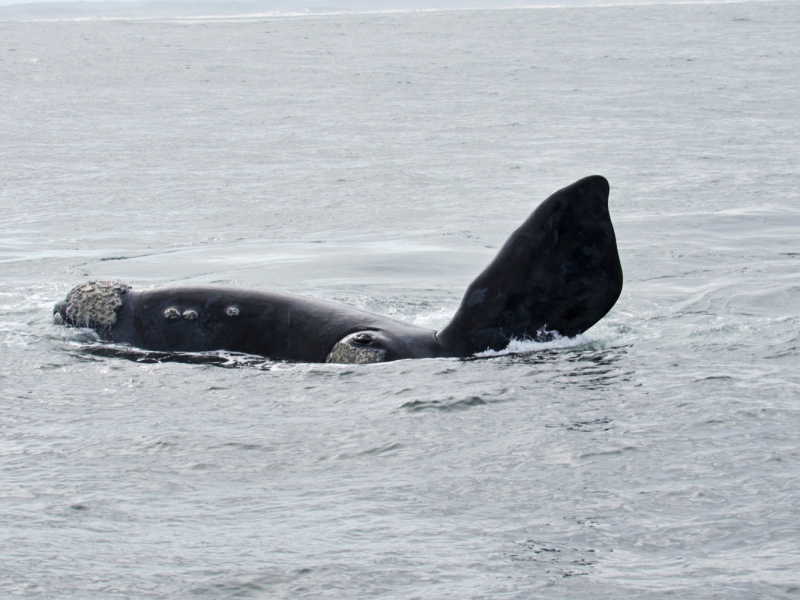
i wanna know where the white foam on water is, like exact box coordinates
[410,307,454,330]
[475,331,594,356]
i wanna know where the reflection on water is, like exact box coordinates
[71,343,280,369]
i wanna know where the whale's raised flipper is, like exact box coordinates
[436,175,623,355]
[54,175,622,363]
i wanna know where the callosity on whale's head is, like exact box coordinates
[324,327,446,364]
[53,281,131,331]
[326,331,388,364]
[54,175,623,363]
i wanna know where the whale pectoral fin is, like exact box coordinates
[437,175,623,355]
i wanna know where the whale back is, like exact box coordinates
[437,175,623,355]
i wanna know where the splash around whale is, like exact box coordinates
[54,176,623,364]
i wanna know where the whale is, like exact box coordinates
[54,175,623,364]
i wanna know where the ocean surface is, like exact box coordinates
[2,2,800,597]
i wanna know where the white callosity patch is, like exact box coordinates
[326,340,386,364]
[63,281,131,330]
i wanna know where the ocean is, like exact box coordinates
[1,1,799,597]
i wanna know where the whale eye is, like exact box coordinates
[352,332,373,344]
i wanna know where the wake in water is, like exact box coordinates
[475,329,593,357]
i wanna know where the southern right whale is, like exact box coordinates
[54,175,623,363]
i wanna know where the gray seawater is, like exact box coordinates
[2,2,800,597]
